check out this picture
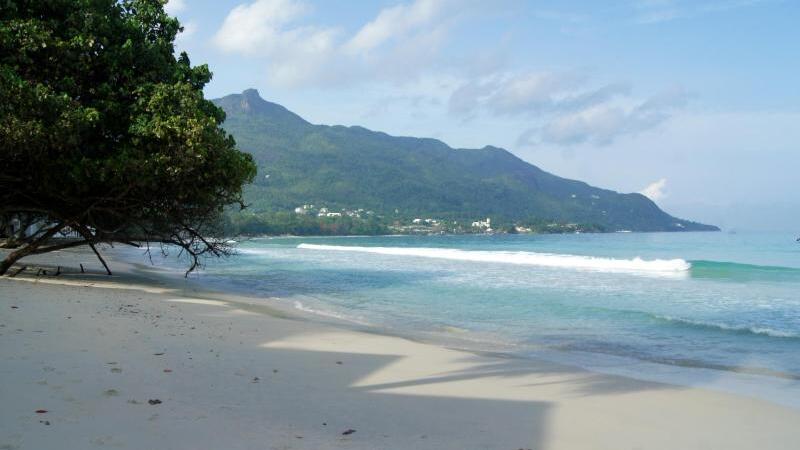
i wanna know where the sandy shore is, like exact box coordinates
[1,249,799,449]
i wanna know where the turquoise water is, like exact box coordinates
[141,231,800,404]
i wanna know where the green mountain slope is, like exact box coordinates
[214,89,717,232]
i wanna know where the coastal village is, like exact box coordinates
[290,204,593,235]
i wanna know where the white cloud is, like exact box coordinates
[640,178,668,201]
[448,80,495,117]
[212,0,340,86]
[165,0,187,15]
[212,0,319,55]
[487,72,580,115]
[448,71,630,118]
[522,86,691,146]
[447,70,677,146]
[344,0,452,55]
[541,104,629,145]
[213,0,468,88]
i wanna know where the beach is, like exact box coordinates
[1,248,799,450]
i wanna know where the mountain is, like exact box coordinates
[213,89,718,232]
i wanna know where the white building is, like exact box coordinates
[471,218,491,228]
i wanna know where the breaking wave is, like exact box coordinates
[297,243,691,274]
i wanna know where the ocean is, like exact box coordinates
[135,231,800,407]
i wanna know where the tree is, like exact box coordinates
[0,0,257,275]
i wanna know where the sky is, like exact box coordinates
[167,0,800,231]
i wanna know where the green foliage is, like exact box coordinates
[0,0,256,273]
[215,90,717,233]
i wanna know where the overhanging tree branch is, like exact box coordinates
[0,1,256,276]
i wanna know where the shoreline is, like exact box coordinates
[2,248,800,449]
[129,243,800,411]
[233,228,724,240]
[19,245,800,408]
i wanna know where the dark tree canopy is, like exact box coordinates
[0,0,257,275]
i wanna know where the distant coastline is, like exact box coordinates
[215,89,719,234]
[226,209,719,238]
[229,226,721,239]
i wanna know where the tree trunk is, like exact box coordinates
[88,242,112,276]
[0,222,64,276]
[0,242,37,275]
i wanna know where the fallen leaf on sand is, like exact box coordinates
[342,429,356,435]
[35,409,48,414]
[148,399,162,405]
[163,369,172,373]
[153,352,165,356]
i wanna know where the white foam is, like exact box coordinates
[297,244,691,274]
[292,301,371,326]
[657,315,799,338]
[292,301,346,320]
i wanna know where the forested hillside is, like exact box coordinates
[214,89,717,233]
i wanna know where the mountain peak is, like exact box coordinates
[240,88,264,109]
[242,88,261,97]
[213,89,309,126]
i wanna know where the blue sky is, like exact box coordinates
[167,0,800,231]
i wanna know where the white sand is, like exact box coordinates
[1,250,799,449]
